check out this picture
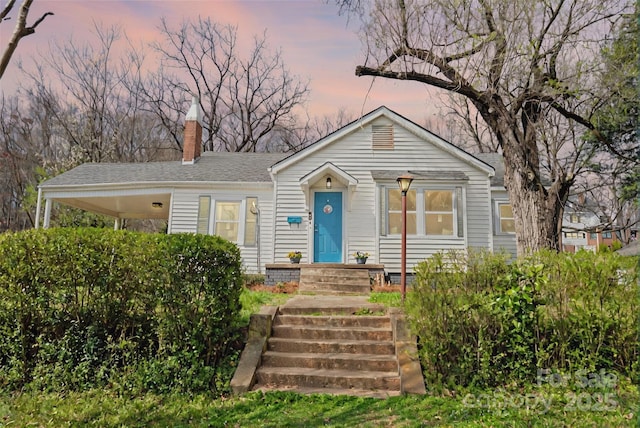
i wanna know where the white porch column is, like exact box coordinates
[35,187,42,229]
[114,218,120,230]
[43,199,52,229]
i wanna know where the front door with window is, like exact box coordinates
[313,192,342,262]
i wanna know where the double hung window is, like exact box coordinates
[496,202,515,234]
[384,186,463,237]
[196,196,258,246]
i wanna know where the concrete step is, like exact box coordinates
[278,296,387,316]
[261,351,398,372]
[231,295,426,397]
[274,315,390,328]
[298,282,371,295]
[300,272,370,284]
[255,366,401,391]
[299,268,372,295]
[252,385,402,398]
[301,268,371,278]
[271,325,393,341]
[267,337,395,355]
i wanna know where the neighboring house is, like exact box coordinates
[561,197,625,253]
[37,102,517,275]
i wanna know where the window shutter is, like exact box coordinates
[244,197,258,246]
[197,196,211,234]
[372,124,394,150]
[456,187,464,237]
[379,186,387,236]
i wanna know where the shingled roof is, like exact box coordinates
[474,153,505,187]
[40,151,288,188]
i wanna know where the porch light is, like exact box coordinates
[326,177,332,189]
[397,173,413,303]
[152,202,163,208]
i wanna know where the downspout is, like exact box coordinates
[251,201,261,273]
[268,167,277,265]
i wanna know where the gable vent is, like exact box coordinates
[372,124,394,150]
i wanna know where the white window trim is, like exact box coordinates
[213,199,246,245]
[494,200,515,235]
[384,184,465,239]
[197,196,259,246]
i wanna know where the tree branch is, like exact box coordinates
[0,0,18,21]
[0,0,53,79]
[355,65,483,102]
[549,101,637,162]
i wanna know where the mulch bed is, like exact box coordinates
[371,284,402,293]
[247,281,299,294]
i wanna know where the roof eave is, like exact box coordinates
[40,180,274,193]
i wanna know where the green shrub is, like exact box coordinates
[406,249,638,390]
[242,273,265,287]
[0,228,242,395]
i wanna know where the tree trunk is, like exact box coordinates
[499,130,569,256]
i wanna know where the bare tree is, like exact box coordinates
[0,0,53,79]
[141,17,310,153]
[339,0,635,255]
[20,24,174,164]
[271,108,354,153]
[1,24,176,231]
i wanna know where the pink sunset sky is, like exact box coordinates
[0,0,444,124]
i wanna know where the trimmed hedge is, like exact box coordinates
[0,228,242,394]
[406,249,639,390]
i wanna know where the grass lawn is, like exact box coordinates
[2,386,637,427]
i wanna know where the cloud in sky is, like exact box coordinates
[0,0,442,124]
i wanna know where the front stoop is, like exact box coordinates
[298,266,372,295]
[230,296,426,398]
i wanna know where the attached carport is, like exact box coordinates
[36,185,172,229]
[35,162,177,229]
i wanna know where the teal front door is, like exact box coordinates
[314,192,342,263]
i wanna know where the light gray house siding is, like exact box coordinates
[490,188,517,259]
[270,110,495,273]
[170,186,274,273]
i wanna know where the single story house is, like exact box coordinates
[36,100,517,276]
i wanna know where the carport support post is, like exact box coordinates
[43,198,52,229]
[35,187,42,229]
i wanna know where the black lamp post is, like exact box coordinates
[397,173,414,302]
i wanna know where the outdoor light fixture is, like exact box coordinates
[397,173,414,302]
[326,177,332,189]
[397,173,414,195]
[152,202,163,208]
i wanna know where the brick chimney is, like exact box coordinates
[182,96,203,165]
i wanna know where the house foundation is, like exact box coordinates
[265,263,385,286]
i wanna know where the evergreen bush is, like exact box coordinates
[0,228,242,395]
